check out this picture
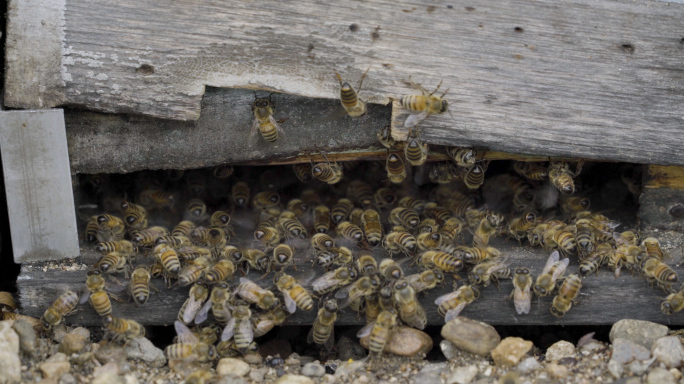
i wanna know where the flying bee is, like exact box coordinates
[94,252,130,276]
[252,306,289,337]
[464,162,487,190]
[213,164,234,179]
[131,226,169,248]
[439,217,464,243]
[416,232,442,251]
[510,268,533,315]
[404,129,428,166]
[662,288,684,315]
[251,95,284,143]
[331,198,353,224]
[310,154,343,184]
[406,269,445,293]
[203,259,236,284]
[534,251,570,297]
[435,284,480,322]
[356,310,397,366]
[312,266,357,295]
[275,273,314,313]
[473,213,505,248]
[385,152,407,184]
[383,230,417,257]
[95,214,126,242]
[393,279,427,329]
[97,240,137,257]
[316,246,353,270]
[377,125,403,150]
[178,282,209,325]
[313,205,330,233]
[401,76,449,127]
[512,161,548,181]
[167,321,217,363]
[429,162,460,184]
[642,237,666,260]
[103,315,145,344]
[236,277,279,310]
[446,147,479,168]
[549,161,582,195]
[468,257,512,288]
[334,68,369,117]
[336,221,366,244]
[311,233,336,253]
[231,181,251,208]
[130,266,155,306]
[120,201,148,230]
[361,209,383,247]
[390,207,420,229]
[336,275,381,311]
[374,188,397,210]
[41,291,79,330]
[550,274,582,317]
[153,244,181,276]
[308,299,338,350]
[220,305,254,354]
[420,251,464,273]
[379,258,404,281]
[348,180,375,208]
[357,253,378,276]
[507,212,537,244]
[80,270,117,317]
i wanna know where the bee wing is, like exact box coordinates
[542,251,560,275]
[404,111,429,128]
[551,258,570,281]
[221,318,236,341]
[194,298,214,325]
[269,115,286,138]
[324,327,335,351]
[79,290,90,305]
[105,277,129,293]
[182,295,204,324]
[434,290,460,307]
[356,321,375,338]
[239,318,254,345]
[282,291,298,314]
[514,286,532,315]
[334,283,354,300]
[174,321,199,344]
[444,303,467,323]
[307,324,315,344]
[312,273,341,293]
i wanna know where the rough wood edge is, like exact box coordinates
[644,165,684,190]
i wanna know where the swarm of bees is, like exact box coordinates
[38,71,676,378]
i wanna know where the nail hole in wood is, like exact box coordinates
[514,27,524,33]
[670,204,684,218]
[136,64,155,75]
[349,24,359,32]
[620,44,635,54]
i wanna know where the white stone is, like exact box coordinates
[0,321,21,384]
[652,336,684,368]
[217,358,251,377]
[545,341,575,361]
[275,374,315,384]
[447,365,478,384]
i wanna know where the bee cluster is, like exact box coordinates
[35,73,675,375]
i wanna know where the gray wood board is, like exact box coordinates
[6,0,684,166]
[17,237,684,327]
[639,189,684,232]
[0,110,80,262]
[66,88,390,174]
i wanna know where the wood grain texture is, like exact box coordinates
[7,0,684,165]
[17,236,684,327]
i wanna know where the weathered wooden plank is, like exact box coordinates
[7,0,684,166]
[0,110,80,262]
[17,235,684,326]
[639,165,684,232]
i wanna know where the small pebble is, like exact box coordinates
[545,341,575,361]
[275,374,314,384]
[447,365,478,384]
[58,373,76,384]
[217,358,250,377]
[516,357,541,374]
[670,368,682,380]
[610,319,668,349]
[92,373,125,384]
[608,359,624,379]
[647,367,676,384]
[93,362,121,378]
[301,362,326,377]
[441,317,500,356]
[546,362,568,379]
[59,333,87,355]
[612,338,651,364]
[628,356,656,376]
[249,367,267,382]
[491,337,533,367]
[12,318,37,354]
[39,361,71,380]
[651,336,684,368]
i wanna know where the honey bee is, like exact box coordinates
[312,266,357,295]
[349,207,364,227]
[96,240,137,257]
[231,182,251,208]
[130,266,155,306]
[301,189,322,206]
[383,230,417,257]
[464,162,487,190]
[336,221,366,244]
[416,232,442,251]
[120,201,148,230]
[311,155,343,184]
[94,252,130,276]
[348,180,375,208]
[177,245,212,262]
[393,279,427,329]
[213,164,234,179]
[401,76,449,128]
[640,257,678,292]
[439,217,464,243]
[204,259,236,284]
[468,257,512,288]
[356,310,397,363]
[220,305,254,353]
[166,321,217,363]
[574,219,596,260]
[311,233,336,254]
[292,163,314,183]
[398,196,426,213]
[183,199,207,224]
[473,213,505,248]
[361,209,383,247]
[429,162,460,184]
[465,207,488,230]
[155,235,192,249]
[377,125,402,150]
[172,221,196,238]
[357,253,378,276]
[138,189,178,212]
[550,274,582,317]
[275,273,314,313]
[545,227,577,258]
[427,204,457,225]
[85,219,99,243]
[609,244,643,277]
[378,286,395,312]
[334,68,369,117]
[251,96,284,143]
[308,299,339,350]
[103,315,145,344]
[420,250,464,273]
[374,188,397,210]
[41,291,79,330]
[178,283,209,325]
[210,211,232,229]
[549,161,582,195]
[252,191,281,212]
[510,268,533,315]
[642,237,666,260]
[512,161,548,181]
[404,129,428,166]
[204,283,232,326]
[313,205,330,233]
[315,246,353,270]
[331,198,353,224]
[385,152,407,184]
[406,269,445,293]
[252,306,289,337]
[236,278,279,310]
[184,369,215,384]
[131,226,169,248]
[379,258,404,281]
[254,222,281,247]
[458,246,501,265]
[154,244,181,277]
[94,214,126,242]
[579,244,612,276]
[534,251,570,297]
[243,248,270,273]
[336,275,381,311]
[418,218,438,234]
[389,207,420,229]
[81,270,115,317]
[507,212,537,244]
[561,196,591,216]
[365,294,381,323]
[287,199,311,219]
[662,288,684,315]
[614,230,640,246]
[435,284,480,322]
[277,212,308,240]
[446,147,479,168]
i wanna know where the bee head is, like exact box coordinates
[324,300,338,312]
[440,99,449,113]
[550,306,565,317]
[254,230,265,240]
[535,285,546,295]
[97,215,108,225]
[562,184,574,195]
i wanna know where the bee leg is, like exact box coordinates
[492,277,501,291]
[109,294,126,303]
[357,67,370,92]
[428,80,444,96]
